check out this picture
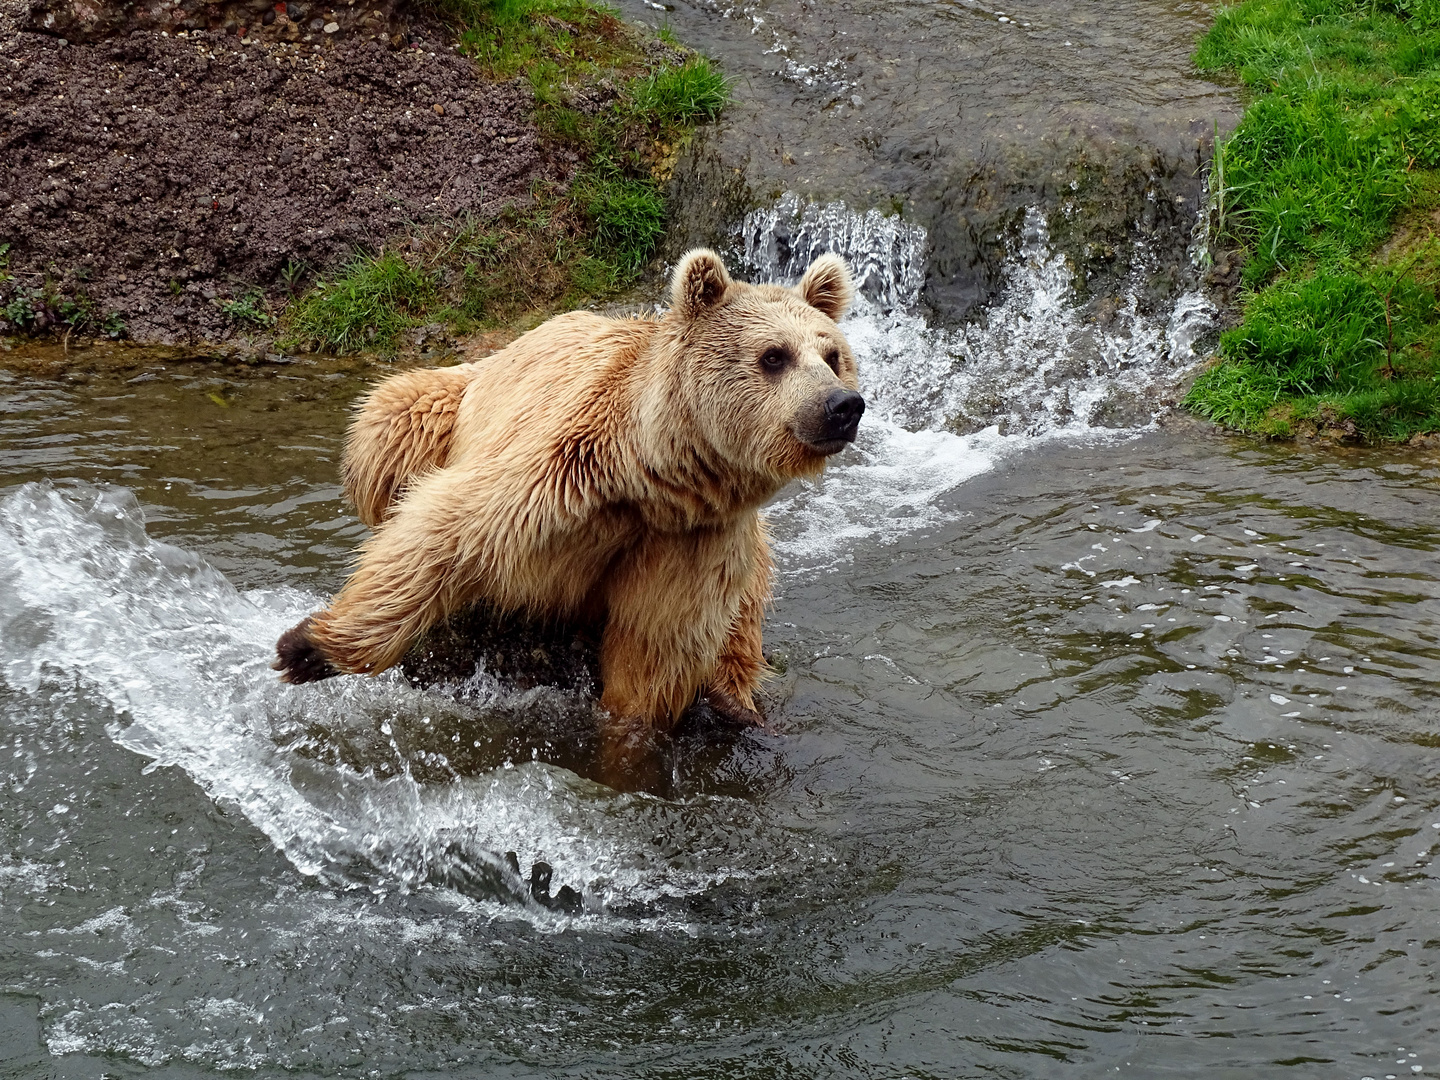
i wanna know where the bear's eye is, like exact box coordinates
[824,348,841,374]
[759,347,790,373]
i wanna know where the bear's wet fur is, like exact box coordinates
[275,248,861,776]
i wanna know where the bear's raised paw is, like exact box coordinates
[273,617,339,683]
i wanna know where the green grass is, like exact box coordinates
[217,289,277,330]
[575,166,668,274]
[281,0,728,354]
[282,202,630,353]
[284,252,437,353]
[632,56,730,124]
[1184,0,1440,440]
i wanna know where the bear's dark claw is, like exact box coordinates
[528,860,583,914]
[273,617,339,684]
[551,885,583,915]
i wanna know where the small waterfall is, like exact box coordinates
[739,192,928,313]
[740,195,1217,565]
[740,196,1214,437]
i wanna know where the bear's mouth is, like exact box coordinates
[798,433,858,456]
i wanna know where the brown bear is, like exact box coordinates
[274,248,863,769]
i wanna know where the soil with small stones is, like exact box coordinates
[0,23,576,344]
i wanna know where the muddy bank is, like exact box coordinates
[0,12,563,344]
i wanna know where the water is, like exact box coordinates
[4,198,1440,1075]
[0,9,1427,1064]
[636,0,1241,315]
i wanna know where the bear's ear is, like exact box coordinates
[797,253,854,322]
[670,249,733,319]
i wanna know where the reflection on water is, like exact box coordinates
[2,350,1438,1075]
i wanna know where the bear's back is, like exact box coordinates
[448,311,658,479]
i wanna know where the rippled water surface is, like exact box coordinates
[2,347,1439,1076]
[622,0,1234,177]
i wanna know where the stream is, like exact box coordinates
[3,0,1440,1075]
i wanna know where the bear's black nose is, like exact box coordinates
[822,388,866,442]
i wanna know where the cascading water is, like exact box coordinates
[742,193,1217,563]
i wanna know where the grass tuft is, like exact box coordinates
[575,167,668,275]
[217,289,278,330]
[0,248,127,340]
[632,57,730,124]
[283,253,436,354]
[1185,0,1440,441]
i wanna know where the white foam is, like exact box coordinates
[766,419,1001,568]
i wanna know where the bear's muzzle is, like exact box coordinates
[797,388,865,455]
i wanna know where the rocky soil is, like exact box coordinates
[0,6,572,343]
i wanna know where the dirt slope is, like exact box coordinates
[1,13,571,343]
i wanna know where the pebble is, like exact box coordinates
[433,103,444,115]
[323,21,339,33]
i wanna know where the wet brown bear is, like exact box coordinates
[274,248,863,767]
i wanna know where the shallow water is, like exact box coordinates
[3,333,1440,1076]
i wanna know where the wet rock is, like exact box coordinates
[409,322,452,350]
[1088,387,1153,428]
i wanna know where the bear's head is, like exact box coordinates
[648,248,864,499]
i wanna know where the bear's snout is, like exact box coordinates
[794,388,865,455]
[819,388,865,447]
[824,389,865,440]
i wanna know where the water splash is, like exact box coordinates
[0,481,825,919]
[740,191,928,312]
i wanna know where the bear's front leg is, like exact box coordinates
[597,520,761,777]
[701,517,773,727]
[275,472,490,681]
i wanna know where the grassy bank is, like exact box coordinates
[1184,0,1440,441]
[282,0,726,354]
